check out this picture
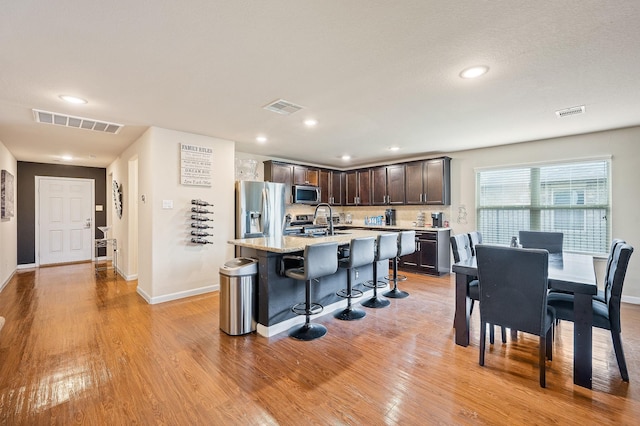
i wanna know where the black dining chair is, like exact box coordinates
[518,231,563,253]
[450,234,505,344]
[548,238,625,302]
[468,231,482,256]
[595,239,626,302]
[547,243,634,381]
[476,245,555,387]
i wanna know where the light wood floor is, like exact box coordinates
[1,263,640,425]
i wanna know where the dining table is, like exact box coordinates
[452,250,597,389]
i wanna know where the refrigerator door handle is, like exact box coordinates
[262,187,269,235]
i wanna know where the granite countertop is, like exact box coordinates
[228,229,395,253]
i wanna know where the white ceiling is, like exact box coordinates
[1,1,639,168]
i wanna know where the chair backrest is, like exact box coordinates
[468,231,483,256]
[604,239,625,290]
[476,245,549,336]
[303,242,339,281]
[450,233,472,263]
[346,237,376,269]
[376,233,399,261]
[605,243,634,332]
[518,231,564,253]
[398,231,416,257]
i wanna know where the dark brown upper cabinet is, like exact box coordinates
[293,165,319,186]
[319,169,344,205]
[264,161,294,203]
[345,169,371,206]
[265,156,449,207]
[371,164,405,205]
[405,157,451,205]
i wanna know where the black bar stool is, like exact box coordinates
[384,230,415,299]
[362,233,398,308]
[284,242,339,340]
[334,237,375,320]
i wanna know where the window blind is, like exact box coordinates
[476,159,610,255]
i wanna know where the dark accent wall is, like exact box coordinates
[17,162,107,265]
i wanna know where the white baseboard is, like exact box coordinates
[121,272,138,281]
[17,263,36,270]
[138,284,220,305]
[622,295,640,305]
[0,270,16,293]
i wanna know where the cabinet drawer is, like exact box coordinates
[416,231,437,241]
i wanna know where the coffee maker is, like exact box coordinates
[385,208,396,226]
[431,212,443,228]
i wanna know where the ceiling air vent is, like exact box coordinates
[263,99,303,115]
[32,109,123,134]
[555,105,585,118]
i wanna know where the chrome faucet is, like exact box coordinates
[314,203,334,236]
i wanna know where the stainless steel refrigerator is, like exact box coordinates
[236,181,287,239]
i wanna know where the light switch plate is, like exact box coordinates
[162,200,173,209]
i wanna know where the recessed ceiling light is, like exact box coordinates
[59,95,88,104]
[341,155,351,161]
[61,155,73,161]
[459,65,489,79]
[256,136,267,143]
[388,146,400,151]
[304,119,318,127]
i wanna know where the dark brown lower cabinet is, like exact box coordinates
[399,229,450,276]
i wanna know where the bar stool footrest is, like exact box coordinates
[336,288,363,299]
[384,274,408,282]
[363,279,388,289]
[291,302,323,316]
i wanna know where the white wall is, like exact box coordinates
[108,127,235,303]
[0,139,17,291]
[448,126,640,299]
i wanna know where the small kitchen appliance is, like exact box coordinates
[431,212,443,228]
[385,208,396,226]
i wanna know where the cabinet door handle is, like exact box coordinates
[419,193,423,203]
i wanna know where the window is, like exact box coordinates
[476,159,610,254]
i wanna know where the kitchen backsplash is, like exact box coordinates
[286,204,453,228]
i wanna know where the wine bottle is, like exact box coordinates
[191,199,213,206]
[191,237,213,244]
[191,207,213,214]
[191,222,213,229]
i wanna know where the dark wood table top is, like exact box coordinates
[452,251,596,295]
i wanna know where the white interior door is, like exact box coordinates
[38,177,94,265]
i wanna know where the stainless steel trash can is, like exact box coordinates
[219,257,258,335]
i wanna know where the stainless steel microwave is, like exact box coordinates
[292,185,321,204]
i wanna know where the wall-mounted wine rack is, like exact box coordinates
[190,199,214,244]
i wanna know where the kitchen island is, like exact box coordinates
[228,229,391,337]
